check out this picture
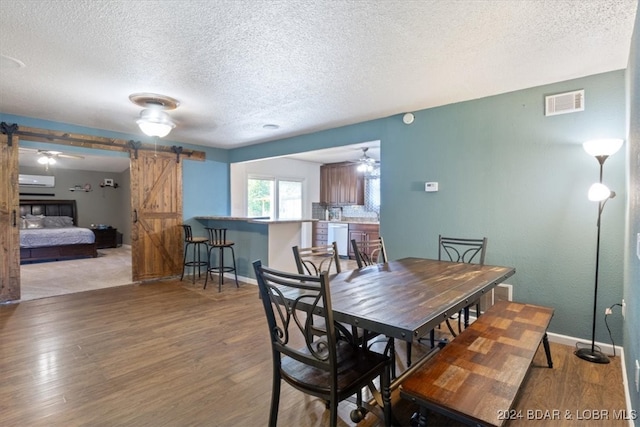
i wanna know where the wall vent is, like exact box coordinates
[545,89,584,116]
[18,174,55,187]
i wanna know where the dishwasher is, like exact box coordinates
[327,222,349,257]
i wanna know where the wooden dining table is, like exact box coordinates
[277,257,515,424]
[324,257,515,369]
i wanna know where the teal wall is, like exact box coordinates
[229,72,629,348]
[624,6,639,420]
[383,72,627,348]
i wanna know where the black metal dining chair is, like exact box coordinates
[425,235,488,347]
[253,260,392,427]
[292,242,341,276]
[351,236,402,375]
[351,236,387,268]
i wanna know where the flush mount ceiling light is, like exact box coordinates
[129,93,179,138]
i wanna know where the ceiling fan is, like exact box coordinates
[19,148,85,171]
[353,147,379,173]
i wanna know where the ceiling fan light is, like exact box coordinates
[37,156,55,165]
[136,109,175,138]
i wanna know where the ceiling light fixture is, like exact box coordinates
[136,108,175,138]
[129,93,179,138]
[37,155,56,165]
[356,147,377,173]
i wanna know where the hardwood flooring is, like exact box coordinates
[0,278,628,426]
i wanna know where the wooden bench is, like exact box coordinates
[399,300,554,427]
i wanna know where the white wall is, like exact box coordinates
[230,157,321,247]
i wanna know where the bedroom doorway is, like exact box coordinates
[17,147,134,301]
[2,124,204,303]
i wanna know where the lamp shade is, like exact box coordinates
[588,183,615,201]
[583,139,623,157]
[136,109,175,138]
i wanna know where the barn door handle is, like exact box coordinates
[133,209,138,223]
[12,210,16,227]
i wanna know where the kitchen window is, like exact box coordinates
[247,177,302,219]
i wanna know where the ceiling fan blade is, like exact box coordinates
[18,147,40,153]
[57,153,85,160]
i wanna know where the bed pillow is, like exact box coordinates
[19,217,27,229]
[25,218,44,229]
[43,216,74,228]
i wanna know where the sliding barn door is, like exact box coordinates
[0,133,20,302]
[130,151,183,282]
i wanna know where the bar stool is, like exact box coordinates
[180,224,209,284]
[204,227,239,292]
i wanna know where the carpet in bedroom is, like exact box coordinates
[19,245,132,301]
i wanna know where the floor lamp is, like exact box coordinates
[575,138,623,364]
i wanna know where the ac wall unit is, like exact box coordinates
[545,89,584,116]
[18,174,55,187]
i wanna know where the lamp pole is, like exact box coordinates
[575,155,611,364]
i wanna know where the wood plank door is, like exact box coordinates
[0,133,21,302]
[130,151,183,282]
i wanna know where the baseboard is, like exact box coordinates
[224,272,256,286]
[546,331,621,356]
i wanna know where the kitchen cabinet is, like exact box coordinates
[312,221,328,246]
[347,223,379,259]
[320,162,364,205]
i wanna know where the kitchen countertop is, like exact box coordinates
[318,220,379,225]
[194,216,318,224]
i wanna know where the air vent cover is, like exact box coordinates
[545,89,584,116]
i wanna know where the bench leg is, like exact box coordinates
[542,332,553,368]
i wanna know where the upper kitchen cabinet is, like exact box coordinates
[320,162,364,205]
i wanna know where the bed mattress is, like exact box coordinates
[20,227,96,248]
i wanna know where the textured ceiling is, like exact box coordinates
[0,0,637,158]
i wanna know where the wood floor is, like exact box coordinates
[0,277,629,427]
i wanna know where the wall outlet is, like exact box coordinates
[621,299,625,319]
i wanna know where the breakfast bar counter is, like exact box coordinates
[194,216,317,280]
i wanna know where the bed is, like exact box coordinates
[19,199,98,263]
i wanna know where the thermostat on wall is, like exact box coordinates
[425,182,438,192]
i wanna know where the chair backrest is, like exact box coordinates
[292,242,341,276]
[438,235,487,264]
[253,260,339,380]
[182,224,195,241]
[205,227,230,246]
[351,236,387,268]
